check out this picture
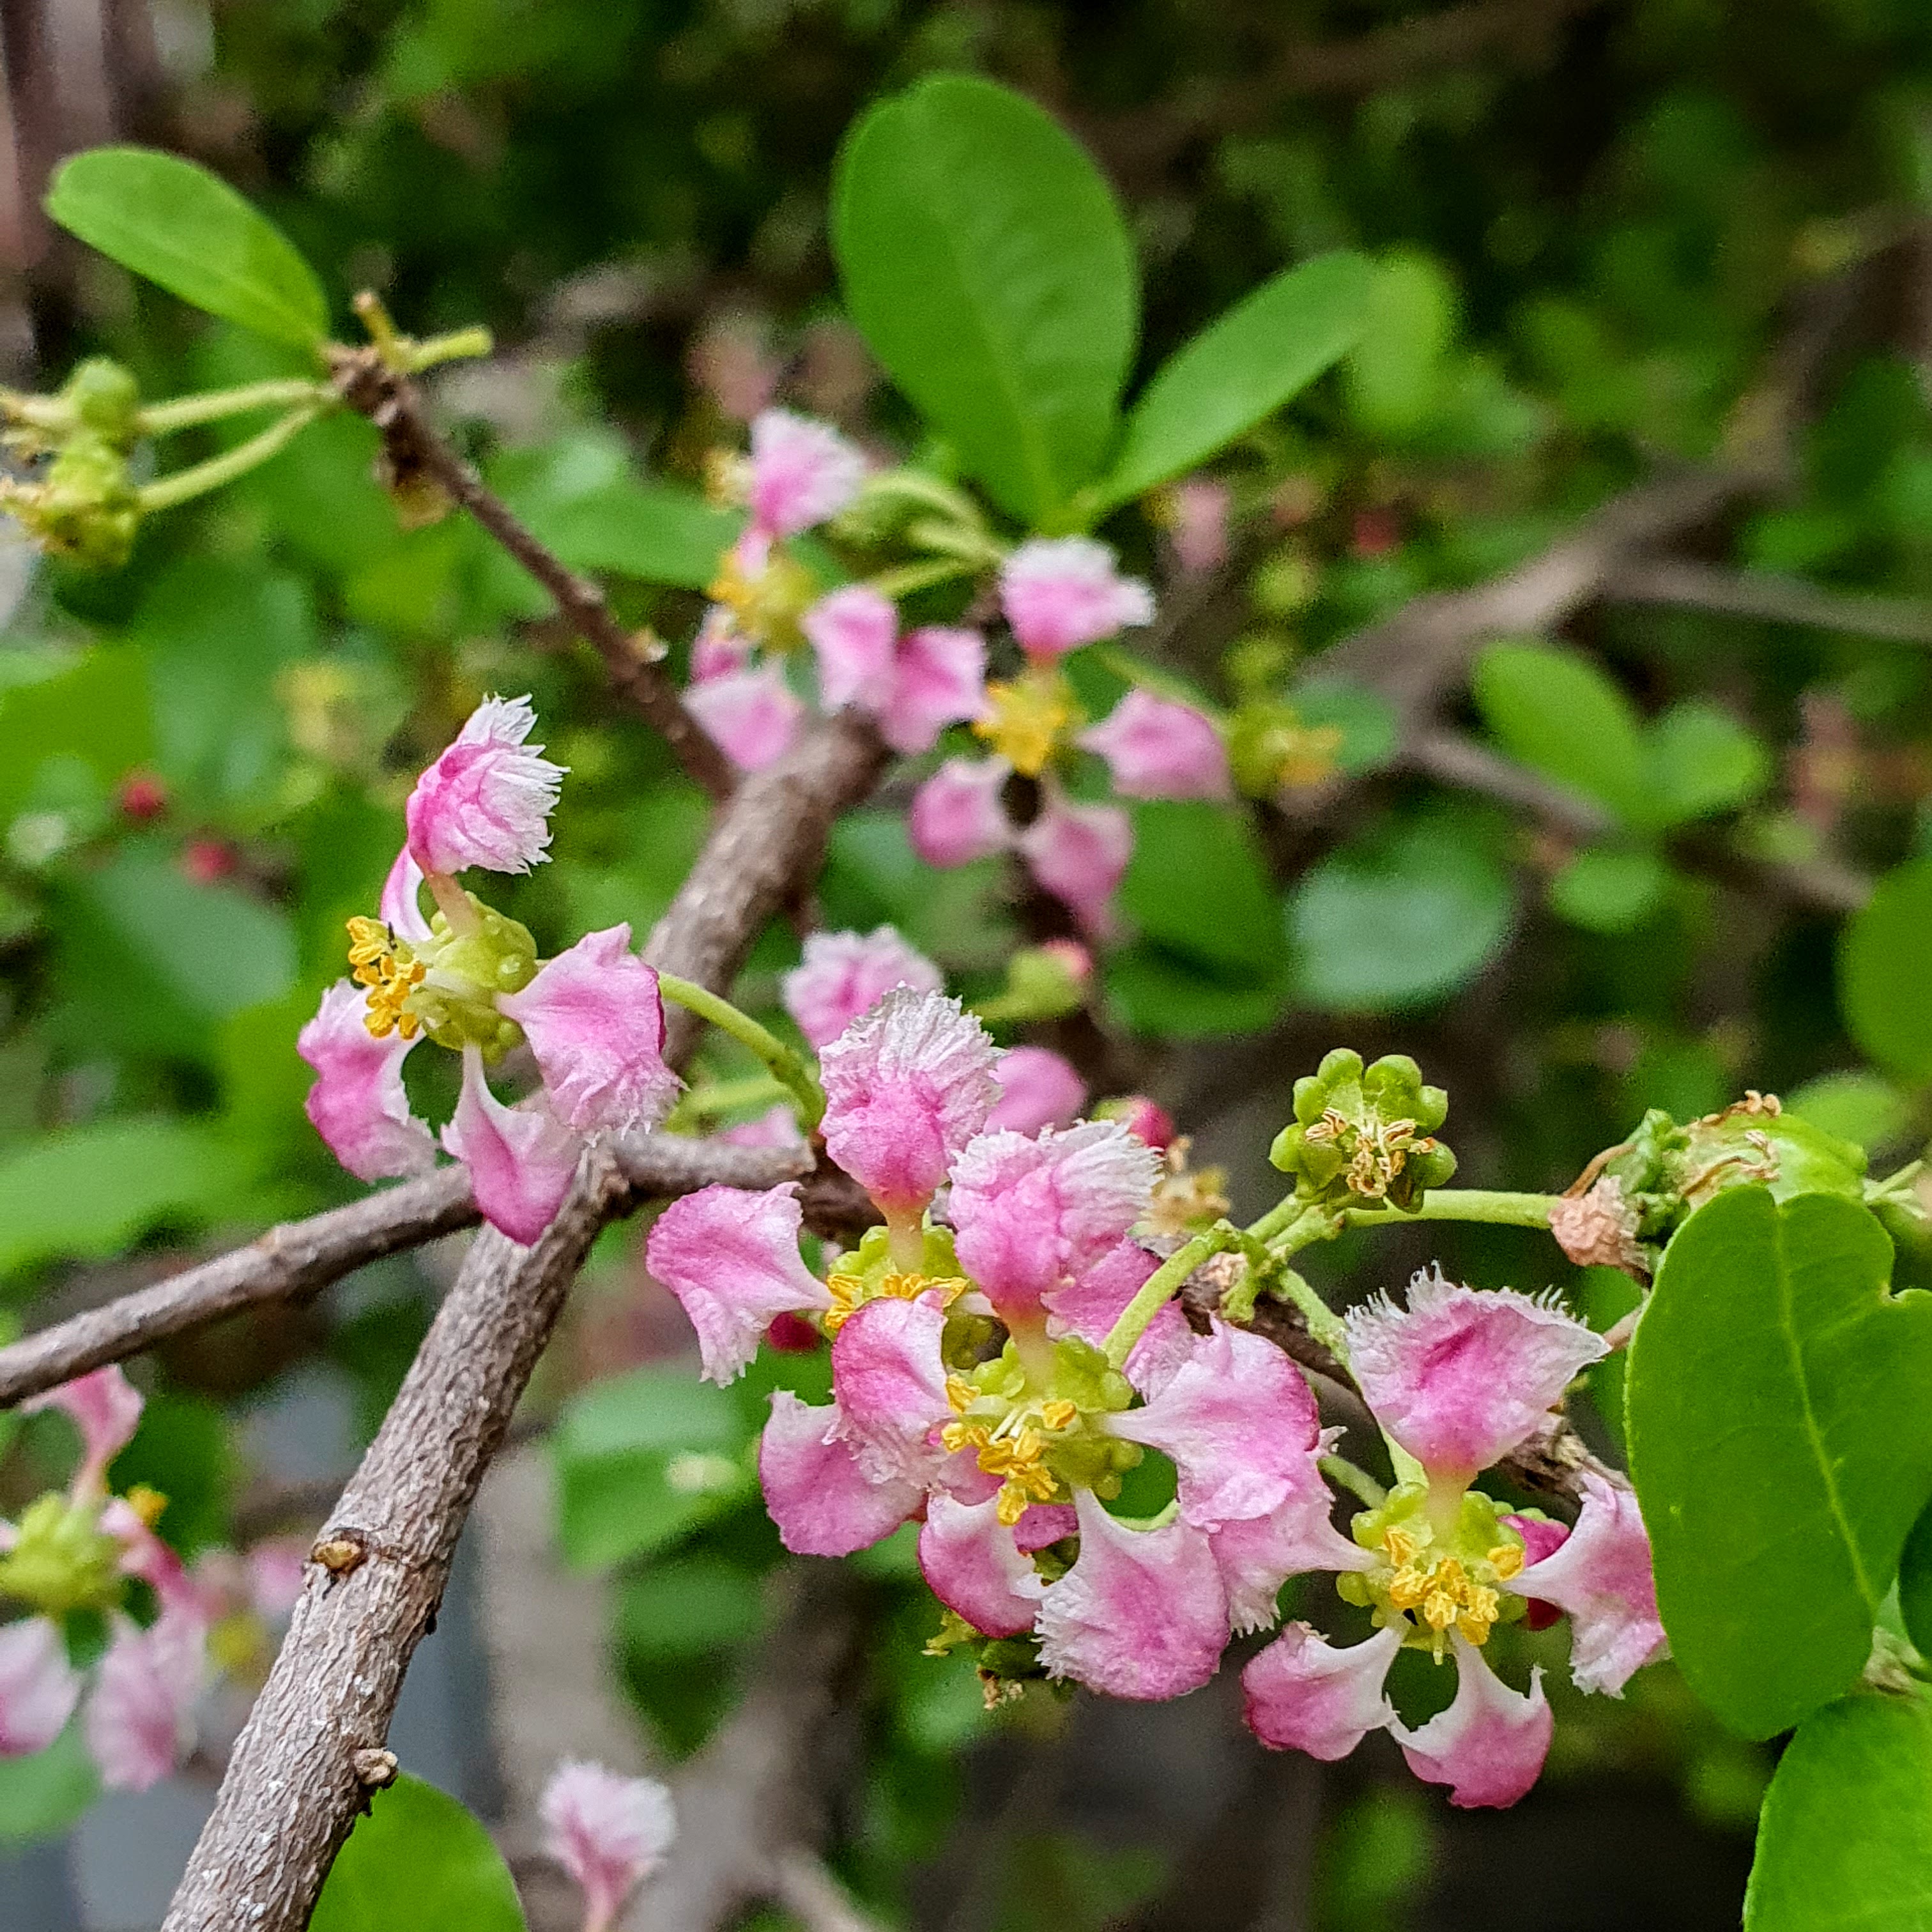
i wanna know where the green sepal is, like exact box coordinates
[0,1493,126,1616]
[406,896,539,1059]
[1268,1048,1455,1211]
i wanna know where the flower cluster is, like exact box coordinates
[0,1367,302,1788]
[298,696,681,1244]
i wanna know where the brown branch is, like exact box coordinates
[1609,554,1932,648]
[162,712,886,1932]
[329,346,737,801]
[1409,730,1614,841]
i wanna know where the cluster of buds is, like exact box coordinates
[1269,1048,1457,1214]
[0,358,144,569]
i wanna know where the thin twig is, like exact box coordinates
[1409,730,1615,840]
[1610,555,1932,647]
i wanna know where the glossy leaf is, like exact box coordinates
[831,75,1137,525]
[1627,1188,1932,1738]
[1646,700,1772,822]
[1839,855,1932,1082]
[1100,252,1372,505]
[311,1774,526,1932]
[1744,1692,1932,1932]
[46,148,328,348]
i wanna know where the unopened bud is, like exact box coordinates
[116,770,168,822]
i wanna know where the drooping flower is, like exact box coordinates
[686,663,805,774]
[745,408,866,539]
[1000,538,1154,660]
[1080,691,1232,801]
[781,926,942,1051]
[404,695,565,878]
[986,1045,1087,1137]
[540,1759,677,1932]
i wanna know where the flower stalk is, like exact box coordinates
[656,972,827,1130]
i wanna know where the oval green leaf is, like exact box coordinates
[831,76,1137,526]
[1627,1188,1932,1738]
[311,1774,527,1932]
[1100,252,1372,507]
[1471,640,1649,825]
[1744,1692,1932,1932]
[46,147,328,349]
[1839,855,1932,1083]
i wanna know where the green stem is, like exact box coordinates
[136,404,327,511]
[1319,1454,1386,1509]
[1275,1265,1349,1360]
[407,326,494,372]
[656,974,825,1130]
[677,1073,790,1120]
[866,556,977,599]
[1340,1188,1557,1231]
[1101,1225,1235,1369]
[136,380,331,434]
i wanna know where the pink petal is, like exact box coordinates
[497,925,680,1136]
[645,1183,832,1384]
[442,1046,583,1246]
[909,758,1013,869]
[827,1292,953,1487]
[717,1104,808,1151]
[100,1498,201,1621]
[760,1392,924,1556]
[404,694,564,877]
[999,537,1155,660]
[1169,478,1232,576]
[747,408,866,537]
[379,845,433,943]
[540,1759,677,1931]
[691,606,751,683]
[1036,1489,1228,1701]
[804,584,899,712]
[1210,1468,1376,1635]
[298,980,438,1184]
[818,988,1002,1220]
[1043,1239,1194,1398]
[1112,1096,1176,1153]
[1504,1513,1570,1567]
[1016,795,1133,921]
[880,626,988,756]
[0,1618,80,1757]
[245,1542,308,1621]
[686,664,806,774]
[1108,1322,1324,1531]
[986,1045,1087,1137]
[1508,1472,1666,1696]
[1014,1503,1079,1552]
[1078,691,1232,801]
[1344,1266,1607,1482]
[86,1608,207,1791]
[24,1365,144,1498]
[949,1121,1158,1324]
[918,1492,1046,1638]
[1241,1622,1400,1759]
[781,926,943,1051]
[1392,1636,1552,1809]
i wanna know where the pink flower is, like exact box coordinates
[540,1759,677,1932]
[804,590,988,755]
[1392,1636,1553,1809]
[1079,691,1232,801]
[949,1121,1157,1322]
[691,606,751,683]
[441,1047,583,1246]
[497,925,680,1136]
[24,1365,144,1497]
[781,926,942,1050]
[0,1618,80,1756]
[747,408,866,539]
[1344,1266,1607,1483]
[818,989,1002,1222]
[1169,477,1232,576]
[918,1492,1046,1638]
[910,758,1014,868]
[298,981,438,1183]
[1508,1472,1666,1695]
[1043,1239,1195,1399]
[827,1292,954,1488]
[1243,1623,1401,1759]
[1035,1490,1227,1700]
[245,1542,307,1622]
[758,1392,924,1556]
[1000,537,1154,660]
[986,1045,1087,1136]
[1110,1096,1176,1153]
[1211,1492,1373,1635]
[687,664,805,774]
[86,1608,206,1791]
[379,845,432,943]
[804,585,897,709]
[1016,795,1133,923]
[404,694,565,878]
[646,1184,832,1384]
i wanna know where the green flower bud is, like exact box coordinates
[1269,1048,1455,1211]
[61,358,141,446]
[0,1492,126,1616]
[2,434,142,569]
[1225,698,1344,797]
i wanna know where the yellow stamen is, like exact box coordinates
[1038,1399,1077,1430]
[825,1269,969,1335]
[124,1484,169,1529]
[945,1375,979,1415]
[1488,1542,1524,1582]
[972,669,1076,777]
[344,916,424,1040]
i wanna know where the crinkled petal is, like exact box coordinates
[0,1617,80,1757]
[298,980,438,1183]
[760,1392,924,1556]
[828,1291,953,1487]
[497,924,680,1136]
[1345,1266,1607,1480]
[1043,1238,1195,1399]
[819,988,1002,1219]
[1392,1636,1552,1809]
[950,1121,1158,1323]
[781,926,943,1051]
[747,408,866,537]
[909,758,1013,869]
[86,1608,207,1792]
[1109,1322,1324,1530]
[1078,691,1232,801]
[986,1045,1087,1137]
[1036,1489,1227,1701]
[646,1183,832,1384]
[1508,1472,1666,1695]
[804,584,898,712]
[540,1760,677,1932]
[24,1365,143,1497]
[442,1046,583,1246]
[918,1492,1045,1638]
[1000,537,1155,659]
[405,694,564,877]
[687,664,806,774]
[1017,795,1133,921]
[1210,1449,1376,1636]
[882,626,988,756]
[1241,1622,1400,1760]
[379,845,433,943]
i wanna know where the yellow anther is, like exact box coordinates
[1039,1399,1077,1431]
[344,916,425,1041]
[124,1484,168,1529]
[822,1272,866,1333]
[1383,1527,1419,1567]
[1488,1542,1524,1582]
[945,1375,979,1415]
[1388,1565,1429,1612]
[346,916,390,968]
[972,669,1076,776]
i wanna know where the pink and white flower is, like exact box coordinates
[86,1607,207,1791]
[404,695,564,879]
[1080,691,1232,801]
[298,981,438,1184]
[910,758,1014,869]
[540,1759,677,1932]
[1000,538,1154,661]
[986,1045,1087,1137]
[1392,1636,1553,1809]
[1015,795,1133,928]
[686,663,805,774]
[746,409,866,540]
[804,586,987,755]
[781,926,943,1050]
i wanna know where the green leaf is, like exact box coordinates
[1627,1188,1932,1738]
[1646,700,1772,824]
[618,1554,767,1657]
[311,1774,526,1932]
[518,478,744,591]
[45,148,328,349]
[0,1722,99,1846]
[1899,1498,1932,1659]
[1287,812,1516,1010]
[1100,252,1372,506]
[1471,640,1649,823]
[1786,1070,1914,1154]
[1546,846,1669,933]
[1744,1692,1932,1932]
[1343,249,1457,439]
[1103,942,1289,1040]
[0,646,153,829]
[1118,801,1288,979]
[1839,856,1932,1082]
[831,75,1137,525]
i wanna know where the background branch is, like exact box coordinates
[1607,554,1932,647]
